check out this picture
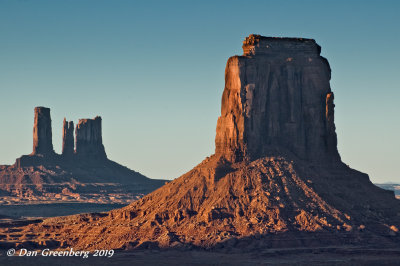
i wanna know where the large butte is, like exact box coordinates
[8,34,400,251]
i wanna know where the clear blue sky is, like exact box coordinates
[0,0,399,183]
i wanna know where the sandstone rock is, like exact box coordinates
[75,116,107,159]
[32,107,54,156]
[215,34,340,163]
[3,35,400,252]
[15,107,57,167]
[62,118,74,157]
[1,108,164,204]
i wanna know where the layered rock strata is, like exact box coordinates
[2,35,399,251]
[215,35,340,163]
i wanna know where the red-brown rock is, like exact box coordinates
[0,108,164,204]
[215,35,340,163]
[2,35,399,252]
[32,107,54,156]
[75,117,107,159]
[62,118,74,157]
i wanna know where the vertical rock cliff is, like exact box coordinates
[32,107,54,156]
[75,116,107,159]
[215,35,340,163]
[62,118,74,157]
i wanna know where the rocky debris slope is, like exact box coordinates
[8,155,399,251]
[376,184,400,199]
[1,35,399,251]
[0,108,165,204]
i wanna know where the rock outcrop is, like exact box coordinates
[0,108,165,204]
[215,35,340,163]
[2,35,399,252]
[62,118,74,157]
[75,117,106,159]
[31,107,54,156]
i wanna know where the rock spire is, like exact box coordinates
[62,118,74,157]
[32,106,54,155]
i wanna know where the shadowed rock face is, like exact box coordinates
[32,107,54,156]
[75,117,107,159]
[215,35,340,163]
[62,118,74,157]
[1,108,165,204]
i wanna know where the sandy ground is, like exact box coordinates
[0,247,399,265]
[0,203,126,219]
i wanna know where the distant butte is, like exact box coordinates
[0,107,165,204]
[62,118,74,157]
[75,116,107,159]
[2,34,399,252]
[32,107,55,156]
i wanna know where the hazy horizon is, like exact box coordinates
[0,0,399,183]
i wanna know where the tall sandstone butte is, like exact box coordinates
[31,106,54,156]
[75,116,107,159]
[62,118,74,157]
[215,35,340,163]
[10,35,400,251]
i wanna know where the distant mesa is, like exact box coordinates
[0,107,165,204]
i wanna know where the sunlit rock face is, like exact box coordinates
[215,34,340,163]
[3,35,400,252]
